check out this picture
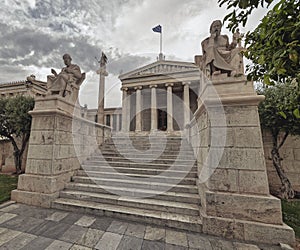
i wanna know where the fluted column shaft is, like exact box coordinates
[135,86,142,132]
[183,82,191,127]
[166,83,174,132]
[121,88,129,132]
[150,85,158,131]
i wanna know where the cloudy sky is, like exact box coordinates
[0,0,271,108]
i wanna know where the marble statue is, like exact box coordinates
[47,54,85,102]
[201,20,244,77]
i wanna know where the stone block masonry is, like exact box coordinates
[11,96,111,207]
[187,76,295,245]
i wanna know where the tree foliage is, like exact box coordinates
[258,82,300,198]
[219,0,300,85]
[0,96,35,174]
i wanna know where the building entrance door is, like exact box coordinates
[157,109,167,131]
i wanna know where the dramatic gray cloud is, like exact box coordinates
[0,0,271,108]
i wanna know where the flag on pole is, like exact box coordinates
[152,25,162,33]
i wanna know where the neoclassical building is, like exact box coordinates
[0,79,47,98]
[119,57,201,133]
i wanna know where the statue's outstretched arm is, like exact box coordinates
[51,69,58,76]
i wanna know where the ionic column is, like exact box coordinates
[183,81,191,127]
[165,83,174,132]
[116,113,120,131]
[121,87,129,132]
[135,86,142,132]
[110,114,114,130]
[150,85,158,131]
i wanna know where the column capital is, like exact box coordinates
[96,67,108,76]
[165,83,174,87]
[182,81,191,86]
[121,87,129,91]
[134,86,143,90]
[149,84,158,88]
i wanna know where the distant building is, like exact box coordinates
[119,57,200,133]
[0,78,47,98]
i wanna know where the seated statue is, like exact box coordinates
[47,54,85,102]
[201,20,244,77]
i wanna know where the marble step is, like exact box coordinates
[71,176,199,194]
[100,146,192,152]
[52,198,203,233]
[83,160,196,170]
[109,136,183,141]
[98,151,195,158]
[88,156,195,164]
[80,166,198,178]
[101,144,191,151]
[100,145,193,155]
[76,170,196,185]
[64,182,201,204]
[59,190,200,216]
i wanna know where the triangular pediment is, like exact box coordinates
[119,60,198,80]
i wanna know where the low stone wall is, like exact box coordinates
[262,130,300,193]
[12,96,111,207]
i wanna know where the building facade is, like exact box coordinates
[119,59,200,134]
[0,79,47,98]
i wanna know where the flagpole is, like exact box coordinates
[152,25,163,60]
[160,29,162,54]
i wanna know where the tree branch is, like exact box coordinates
[278,131,289,150]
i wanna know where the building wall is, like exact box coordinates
[262,130,300,193]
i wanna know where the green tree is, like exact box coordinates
[0,96,35,174]
[258,82,300,199]
[218,0,300,85]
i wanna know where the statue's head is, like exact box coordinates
[210,20,222,35]
[63,53,72,66]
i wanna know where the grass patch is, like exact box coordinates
[0,174,18,204]
[282,199,300,239]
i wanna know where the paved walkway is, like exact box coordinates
[0,202,285,250]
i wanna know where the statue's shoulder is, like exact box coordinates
[201,37,210,46]
[221,34,229,41]
[71,64,81,70]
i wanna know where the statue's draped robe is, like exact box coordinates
[48,64,81,93]
[201,35,235,72]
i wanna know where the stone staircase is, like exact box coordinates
[52,134,202,232]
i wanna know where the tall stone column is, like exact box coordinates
[135,86,142,132]
[116,113,120,131]
[165,83,174,132]
[96,65,108,125]
[183,81,191,127]
[110,114,114,130]
[121,87,128,132]
[150,85,158,131]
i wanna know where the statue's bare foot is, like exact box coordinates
[230,70,239,77]
[212,70,221,75]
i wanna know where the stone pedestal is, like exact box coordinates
[192,76,295,245]
[11,96,111,207]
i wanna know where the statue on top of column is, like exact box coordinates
[46,53,85,103]
[200,20,244,77]
[100,52,108,67]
